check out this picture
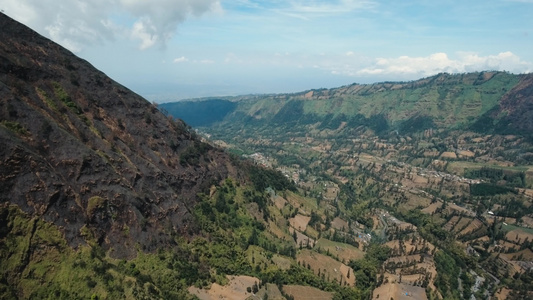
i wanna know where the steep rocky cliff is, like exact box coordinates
[0,13,240,258]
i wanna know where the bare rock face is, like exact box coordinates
[0,13,240,258]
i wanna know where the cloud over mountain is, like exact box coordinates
[2,0,222,51]
[346,52,532,79]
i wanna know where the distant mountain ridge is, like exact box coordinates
[161,71,533,136]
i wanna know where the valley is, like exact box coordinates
[162,72,533,299]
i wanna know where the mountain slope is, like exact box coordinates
[472,73,533,135]
[0,12,240,259]
[0,13,414,300]
[161,71,533,136]
[3,13,354,300]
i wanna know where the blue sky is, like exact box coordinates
[3,0,533,102]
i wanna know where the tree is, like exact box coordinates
[252,282,259,294]
[248,228,259,246]
[215,192,227,213]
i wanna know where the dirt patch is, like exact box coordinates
[189,275,260,300]
[521,216,533,228]
[472,235,490,243]
[501,249,533,261]
[297,249,355,286]
[282,285,333,300]
[289,214,311,232]
[495,287,511,300]
[384,252,438,289]
[458,150,475,158]
[443,216,460,231]
[440,151,457,159]
[373,282,428,300]
[472,137,487,143]
[458,219,483,237]
[505,229,533,244]
[519,189,533,198]
[503,217,518,225]
[447,203,474,216]
[453,217,473,233]
[289,227,315,248]
[386,239,436,257]
[421,202,442,214]
[331,217,349,231]
[411,174,430,184]
[273,195,287,210]
[401,274,423,285]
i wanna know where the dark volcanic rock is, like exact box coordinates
[0,13,240,258]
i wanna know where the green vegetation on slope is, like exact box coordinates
[1,167,368,299]
[163,72,523,136]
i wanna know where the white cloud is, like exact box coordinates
[131,19,157,50]
[351,52,533,78]
[121,0,222,50]
[457,51,532,73]
[172,56,214,64]
[3,0,114,52]
[2,0,222,52]
[173,56,189,63]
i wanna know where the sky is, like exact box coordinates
[2,0,533,102]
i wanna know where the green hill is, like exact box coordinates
[161,71,532,136]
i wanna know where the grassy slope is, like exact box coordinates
[1,170,367,299]
[211,72,521,132]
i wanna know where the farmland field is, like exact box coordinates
[282,285,333,300]
[314,238,365,262]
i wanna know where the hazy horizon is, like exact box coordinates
[3,0,533,102]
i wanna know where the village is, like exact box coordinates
[203,122,533,299]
